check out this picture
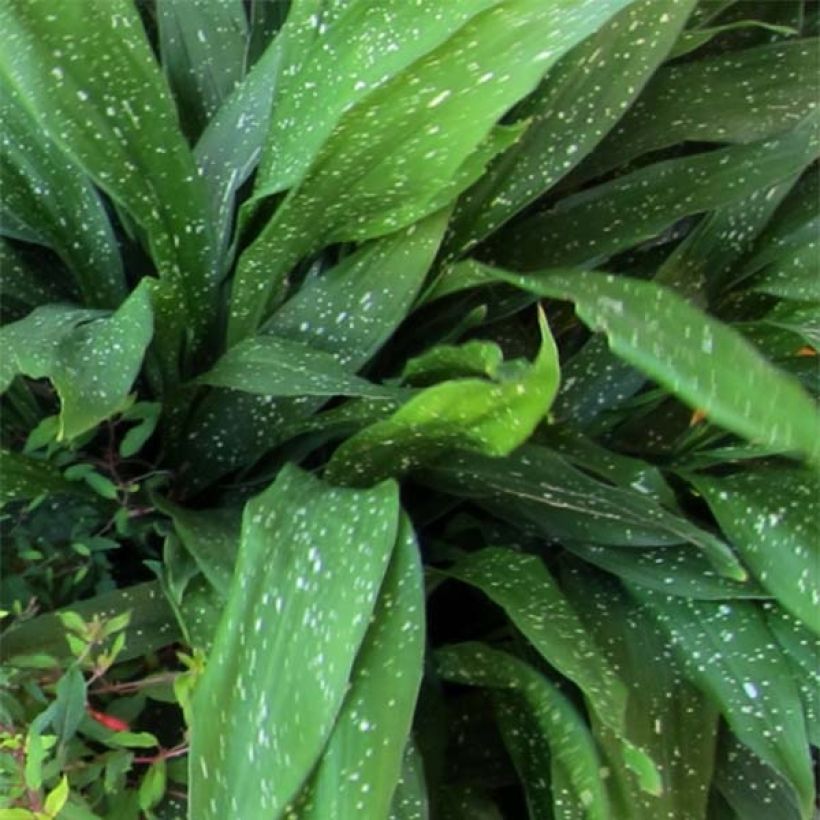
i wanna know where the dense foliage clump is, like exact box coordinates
[1,0,818,817]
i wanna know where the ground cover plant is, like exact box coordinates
[0,0,818,817]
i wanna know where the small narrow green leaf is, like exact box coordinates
[400,341,504,386]
[325,310,559,486]
[53,667,87,745]
[189,465,400,818]
[0,582,180,664]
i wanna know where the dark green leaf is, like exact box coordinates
[692,469,819,633]
[570,39,820,184]
[436,643,612,818]
[446,0,696,252]
[195,334,396,399]
[452,263,820,465]
[633,591,815,818]
[157,0,247,140]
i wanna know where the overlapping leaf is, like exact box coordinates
[0,0,218,374]
[325,311,559,486]
[446,263,820,465]
[189,465,400,818]
[0,280,153,439]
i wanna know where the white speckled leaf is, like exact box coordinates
[632,590,815,819]
[195,333,396,399]
[228,0,638,341]
[0,82,126,308]
[388,740,429,820]
[491,115,819,270]
[422,445,744,578]
[692,469,819,634]
[325,310,559,486]
[453,263,820,465]
[0,280,154,439]
[563,570,718,820]
[746,170,820,301]
[0,0,218,373]
[157,0,247,140]
[177,211,449,492]
[570,38,820,185]
[436,643,612,818]
[446,548,660,795]
[189,465,400,818]
[447,0,696,253]
[293,515,425,819]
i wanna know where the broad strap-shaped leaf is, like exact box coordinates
[569,38,820,185]
[400,341,505,385]
[0,281,154,439]
[562,569,719,820]
[0,0,218,374]
[325,310,559,486]
[450,263,820,465]
[445,549,660,794]
[691,469,819,634]
[157,0,248,141]
[0,449,96,506]
[436,643,612,818]
[632,590,815,818]
[291,516,425,819]
[445,0,696,253]
[0,82,126,308]
[422,445,743,578]
[0,582,180,663]
[563,542,764,600]
[176,211,449,492]
[254,0,504,198]
[228,0,638,341]
[487,115,819,271]
[189,465,400,818]
[194,334,396,399]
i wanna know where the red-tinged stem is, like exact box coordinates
[134,743,189,765]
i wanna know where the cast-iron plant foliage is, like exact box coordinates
[0,0,818,817]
